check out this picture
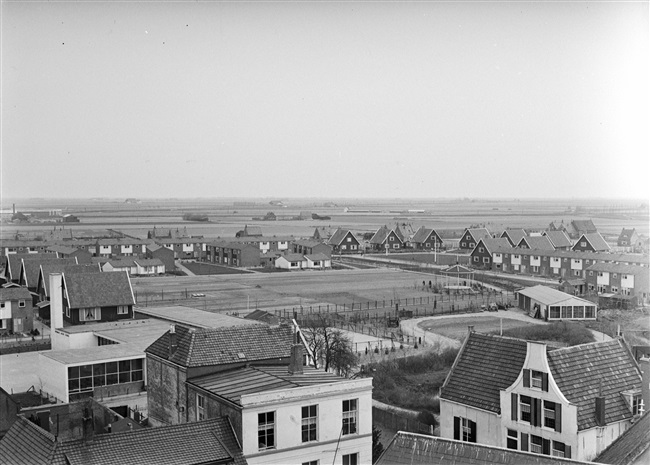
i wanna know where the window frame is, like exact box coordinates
[342,399,358,436]
[301,405,318,443]
[258,411,276,451]
[196,393,206,421]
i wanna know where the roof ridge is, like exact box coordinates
[548,337,621,354]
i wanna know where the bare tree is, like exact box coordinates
[301,314,357,376]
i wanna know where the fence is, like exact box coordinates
[0,336,52,355]
[373,406,434,436]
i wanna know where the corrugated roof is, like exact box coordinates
[146,324,293,368]
[189,365,345,406]
[547,339,641,431]
[440,333,527,413]
[64,271,134,309]
[376,432,596,465]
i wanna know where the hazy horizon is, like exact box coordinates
[2,1,648,200]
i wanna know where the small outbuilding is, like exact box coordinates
[516,285,597,320]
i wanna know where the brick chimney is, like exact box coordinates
[595,382,606,426]
[639,356,650,415]
[168,324,177,358]
[288,344,304,375]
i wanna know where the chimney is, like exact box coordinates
[168,324,177,358]
[595,383,606,426]
[468,325,475,334]
[50,273,64,330]
[82,407,94,443]
[639,356,650,415]
[288,344,304,375]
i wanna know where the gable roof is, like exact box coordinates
[376,432,596,465]
[146,324,293,368]
[64,271,135,309]
[0,415,246,465]
[327,228,356,246]
[39,263,101,297]
[571,219,597,233]
[21,257,78,288]
[573,233,611,252]
[440,332,527,413]
[543,230,572,248]
[474,237,511,254]
[370,225,404,245]
[517,235,555,251]
[501,229,527,246]
[547,339,641,431]
[516,285,594,306]
[617,228,637,242]
[277,253,307,262]
[594,411,650,465]
[464,228,491,242]
[411,226,441,244]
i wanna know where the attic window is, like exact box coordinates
[238,353,246,359]
[18,300,26,308]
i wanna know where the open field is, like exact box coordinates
[2,197,648,240]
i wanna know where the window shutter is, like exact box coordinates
[469,420,477,443]
[542,372,549,392]
[521,433,528,452]
[523,369,530,388]
[565,445,571,459]
[453,417,460,440]
[535,398,542,427]
[543,438,551,455]
[555,403,562,433]
[511,393,518,421]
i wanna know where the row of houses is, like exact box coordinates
[469,240,649,304]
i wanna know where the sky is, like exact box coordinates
[1,1,648,200]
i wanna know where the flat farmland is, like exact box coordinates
[131,268,470,313]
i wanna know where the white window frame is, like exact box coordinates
[18,300,26,308]
[117,305,128,315]
[342,399,358,436]
[302,405,318,443]
[342,453,358,465]
[258,411,276,451]
[80,307,101,321]
[197,393,206,421]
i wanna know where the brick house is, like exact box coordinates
[291,239,332,257]
[617,228,639,250]
[572,233,611,253]
[369,225,405,252]
[206,242,261,267]
[145,243,175,272]
[0,287,33,335]
[459,228,491,251]
[440,331,644,462]
[585,262,650,305]
[411,226,444,250]
[327,229,361,254]
[470,237,511,269]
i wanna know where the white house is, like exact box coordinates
[440,331,644,462]
[516,285,597,320]
[304,253,332,270]
[275,253,307,270]
[134,258,165,275]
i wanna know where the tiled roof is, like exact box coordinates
[594,411,650,464]
[543,230,572,248]
[518,235,555,251]
[370,225,390,244]
[58,417,245,465]
[209,241,259,250]
[617,228,636,242]
[574,233,610,252]
[0,416,246,465]
[293,239,322,247]
[39,264,100,296]
[64,271,134,309]
[571,220,597,233]
[486,246,648,265]
[0,287,32,301]
[376,432,595,465]
[411,226,433,243]
[0,416,58,465]
[105,258,136,267]
[189,365,345,406]
[134,258,164,266]
[465,228,491,241]
[22,257,77,288]
[146,324,293,368]
[501,229,527,246]
[586,262,650,276]
[327,228,353,246]
[278,253,306,262]
[305,253,329,261]
[547,339,641,431]
[476,237,511,254]
[46,245,80,254]
[440,332,527,413]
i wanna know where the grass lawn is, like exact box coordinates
[418,315,538,341]
[182,261,252,275]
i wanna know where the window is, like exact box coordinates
[552,441,567,458]
[633,394,644,415]
[581,242,586,247]
[302,405,318,442]
[544,401,556,429]
[453,416,476,443]
[613,273,618,279]
[346,237,352,242]
[589,271,593,276]
[197,394,206,421]
[473,256,479,262]
[258,412,275,450]
[520,396,532,422]
[549,306,560,319]
[342,399,358,435]
[302,461,319,465]
[342,453,358,465]
[506,429,518,450]
[80,307,101,321]
[530,435,543,454]
[461,242,466,248]
[0,301,4,308]
[18,300,26,308]
[483,257,490,263]
[117,305,128,315]
[479,247,484,253]
[531,371,543,389]
[66,307,70,318]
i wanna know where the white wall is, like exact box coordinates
[578,421,630,462]
[597,272,610,286]
[439,399,501,446]
[241,378,372,465]
[38,354,69,402]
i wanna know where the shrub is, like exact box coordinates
[499,321,595,346]
[417,410,437,427]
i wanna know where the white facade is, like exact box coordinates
[241,378,373,465]
[275,256,306,270]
